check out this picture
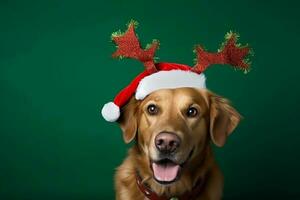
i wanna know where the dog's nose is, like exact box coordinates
[155,132,181,153]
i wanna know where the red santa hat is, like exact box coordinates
[101,20,251,122]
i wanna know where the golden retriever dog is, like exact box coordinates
[114,87,241,200]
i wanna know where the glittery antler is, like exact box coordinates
[192,32,251,74]
[111,20,159,72]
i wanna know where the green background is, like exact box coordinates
[1,0,299,199]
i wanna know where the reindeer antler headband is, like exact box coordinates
[101,20,252,122]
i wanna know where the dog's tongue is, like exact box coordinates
[152,162,180,182]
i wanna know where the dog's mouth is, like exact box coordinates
[150,149,194,185]
[151,159,181,184]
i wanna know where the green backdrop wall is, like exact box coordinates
[1,0,299,199]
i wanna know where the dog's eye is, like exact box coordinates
[147,104,158,115]
[186,107,198,118]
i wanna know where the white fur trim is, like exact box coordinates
[135,70,206,100]
[101,102,120,122]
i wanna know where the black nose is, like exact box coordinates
[155,132,181,153]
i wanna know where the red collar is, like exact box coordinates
[136,172,204,200]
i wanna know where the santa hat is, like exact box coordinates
[101,20,251,122]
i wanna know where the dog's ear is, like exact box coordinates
[209,94,241,147]
[117,97,139,143]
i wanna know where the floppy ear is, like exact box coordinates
[117,97,139,143]
[209,94,241,147]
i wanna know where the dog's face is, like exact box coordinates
[118,88,241,185]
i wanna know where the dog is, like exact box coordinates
[101,20,250,200]
[114,87,241,200]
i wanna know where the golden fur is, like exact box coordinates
[114,88,241,200]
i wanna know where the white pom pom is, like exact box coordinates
[101,102,120,122]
